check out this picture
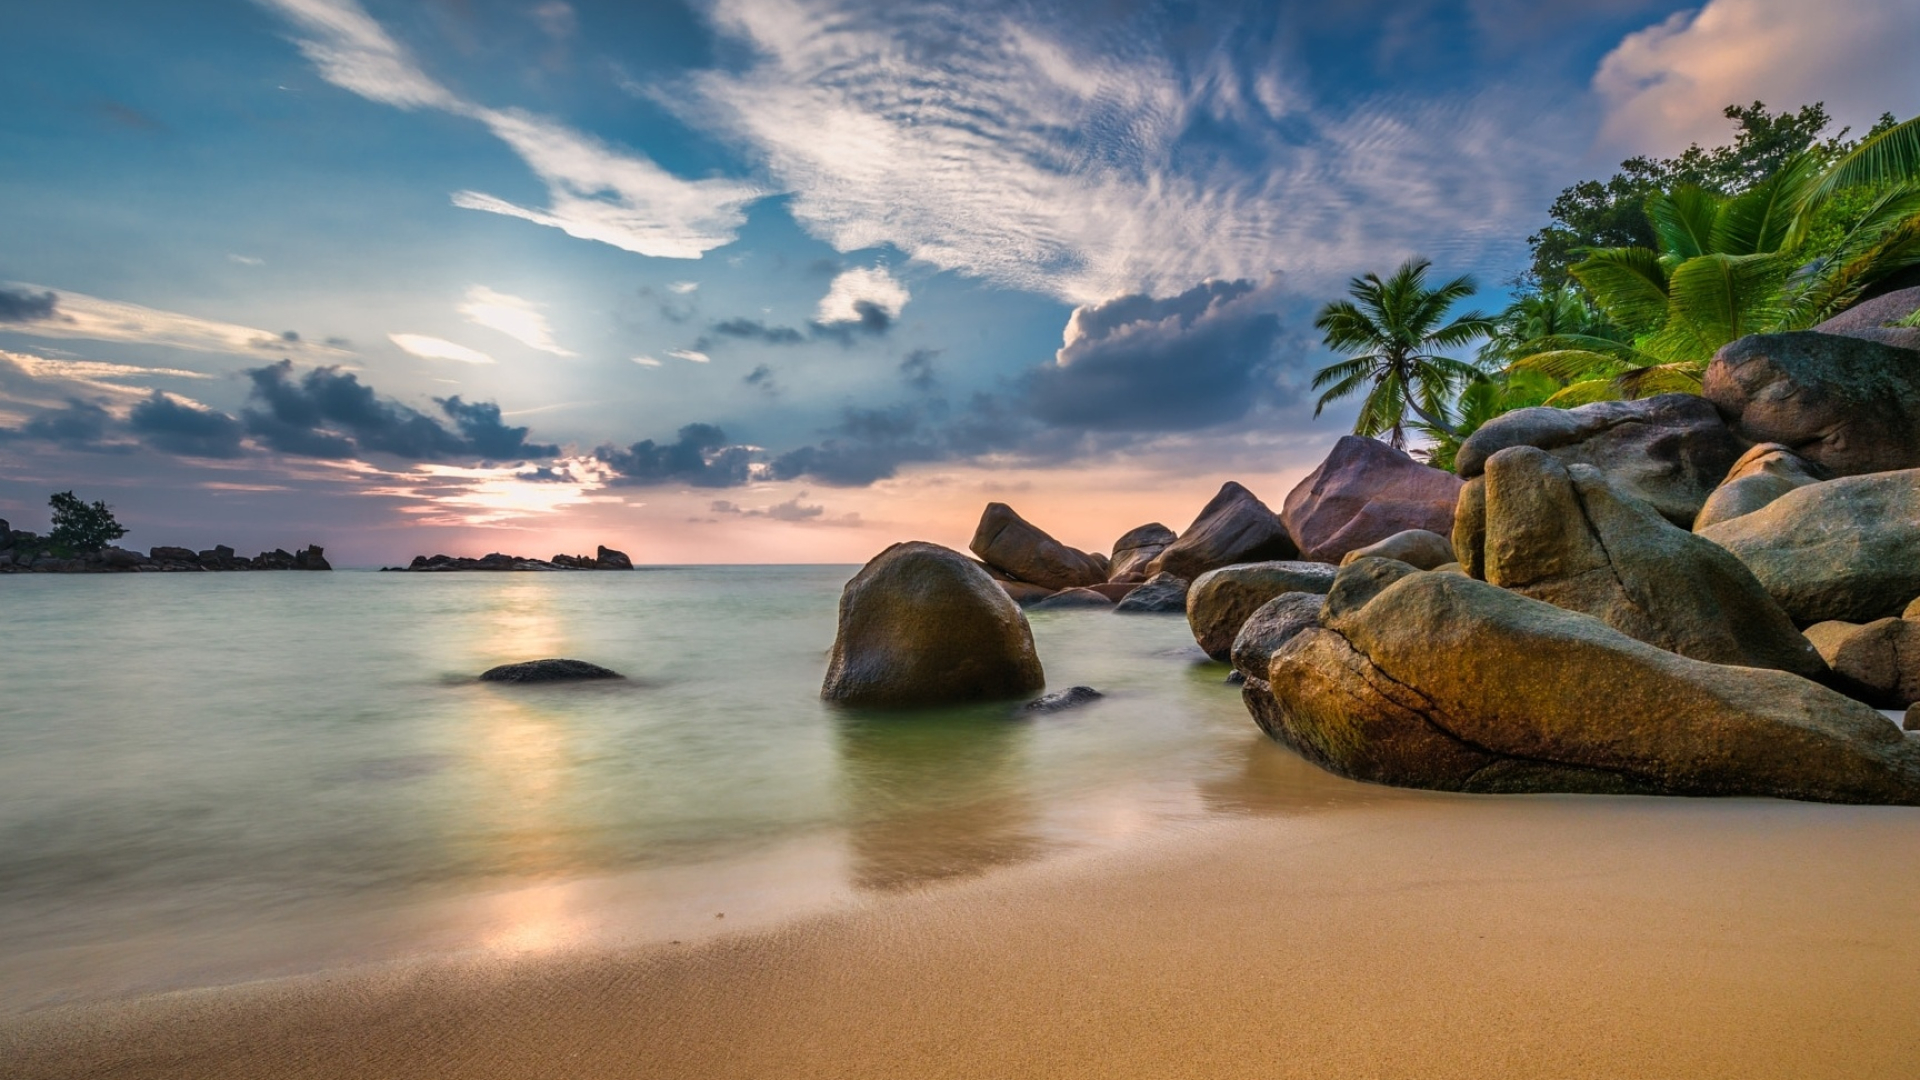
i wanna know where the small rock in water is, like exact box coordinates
[479,659,625,684]
[1907,704,1920,732]
[1023,686,1103,713]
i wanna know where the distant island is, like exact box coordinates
[381,545,634,572]
[0,527,330,574]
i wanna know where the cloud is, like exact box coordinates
[0,283,348,358]
[457,286,576,356]
[631,355,663,367]
[669,281,701,294]
[389,333,496,365]
[1026,275,1291,431]
[0,350,214,400]
[743,363,779,394]
[594,423,759,487]
[0,287,58,323]
[228,254,265,266]
[709,490,863,525]
[816,266,909,325]
[0,399,123,451]
[668,348,710,363]
[128,392,247,458]
[685,0,1572,302]
[1593,0,1920,157]
[242,360,556,462]
[255,0,765,260]
[712,318,808,345]
[898,348,940,392]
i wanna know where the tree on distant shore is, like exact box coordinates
[1310,258,1491,451]
[47,491,127,554]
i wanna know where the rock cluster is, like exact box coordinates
[0,526,329,573]
[386,545,634,572]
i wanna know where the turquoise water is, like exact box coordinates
[0,567,1383,1009]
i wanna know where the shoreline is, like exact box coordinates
[9,794,1920,1079]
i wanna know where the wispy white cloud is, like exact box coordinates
[816,266,909,324]
[228,254,265,266]
[359,456,619,527]
[669,281,701,294]
[667,348,711,363]
[254,0,763,260]
[686,0,1570,303]
[1593,0,1920,157]
[0,283,345,358]
[631,355,664,367]
[458,285,575,356]
[388,333,496,365]
[0,350,213,399]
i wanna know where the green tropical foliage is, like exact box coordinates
[47,491,127,554]
[1311,258,1493,451]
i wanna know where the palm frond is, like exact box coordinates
[1812,115,1920,200]
[1570,247,1670,335]
[1647,187,1721,262]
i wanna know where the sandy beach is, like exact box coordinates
[8,793,1920,1080]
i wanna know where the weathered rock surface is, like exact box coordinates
[1186,561,1339,662]
[1692,443,1828,531]
[968,503,1106,591]
[480,658,625,683]
[1146,482,1296,581]
[1028,587,1113,610]
[1704,331,1920,477]
[1086,581,1140,603]
[1282,436,1462,563]
[1107,523,1176,583]
[1250,558,1920,803]
[1803,618,1920,707]
[1457,446,1824,678]
[1697,468,1920,624]
[822,541,1045,707]
[1456,394,1741,526]
[1815,285,1920,343]
[1228,592,1324,681]
[1113,572,1188,614]
[1339,529,1456,570]
[1023,686,1103,713]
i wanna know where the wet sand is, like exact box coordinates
[7,794,1920,1079]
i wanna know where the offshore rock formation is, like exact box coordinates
[1106,523,1176,583]
[969,503,1107,592]
[823,541,1045,708]
[386,545,634,572]
[480,659,625,683]
[1147,482,1296,581]
[0,529,329,573]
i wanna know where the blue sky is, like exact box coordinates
[2,0,1916,564]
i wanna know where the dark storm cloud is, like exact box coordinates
[594,423,758,488]
[698,301,894,352]
[0,399,128,452]
[128,392,246,458]
[898,348,940,392]
[0,287,59,323]
[713,318,806,345]
[767,403,948,487]
[1023,276,1289,431]
[241,360,555,462]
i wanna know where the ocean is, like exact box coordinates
[0,566,1393,1011]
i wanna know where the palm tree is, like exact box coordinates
[1311,259,1491,450]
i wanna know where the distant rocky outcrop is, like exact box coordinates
[1282,436,1462,563]
[1106,523,1176,583]
[822,541,1046,708]
[1455,393,1741,526]
[0,529,330,573]
[480,659,625,684]
[1146,482,1296,581]
[968,503,1107,591]
[385,545,635,572]
[1248,559,1920,804]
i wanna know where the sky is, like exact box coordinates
[2,0,1916,566]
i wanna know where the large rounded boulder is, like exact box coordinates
[1703,331,1920,477]
[1455,393,1741,526]
[1692,443,1828,531]
[1282,436,1462,563]
[968,503,1107,591]
[1456,446,1824,678]
[1339,528,1456,570]
[1697,468,1920,624]
[1186,561,1338,662]
[823,541,1046,707]
[1106,522,1176,583]
[1146,482,1296,581]
[1228,591,1324,681]
[1249,559,1920,804]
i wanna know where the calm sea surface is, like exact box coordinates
[0,567,1393,1011]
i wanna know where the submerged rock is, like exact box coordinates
[1252,559,1920,804]
[1697,468,1920,624]
[1460,446,1824,678]
[1023,686,1103,713]
[1114,572,1189,614]
[1147,482,1296,581]
[1282,436,1462,563]
[1456,393,1741,526]
[480,658,625,683]
[1186,561,1338,662]
[823,541,1045,708]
